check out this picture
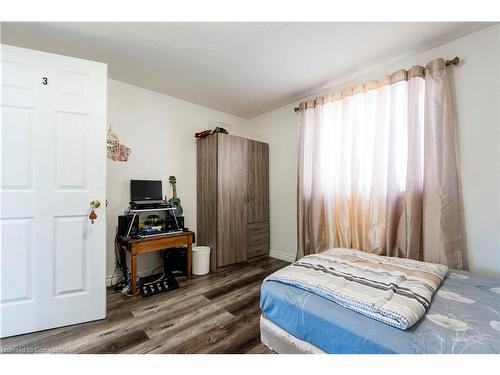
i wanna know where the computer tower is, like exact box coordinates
[163,248,187,277]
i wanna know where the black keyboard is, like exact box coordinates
[133,200,166,205]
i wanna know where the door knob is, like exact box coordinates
[89,200,100,224]
[90,200,101,209]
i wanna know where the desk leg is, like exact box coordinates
[131,254,138,295]
[119,245,128,284]
[187,244,192,279]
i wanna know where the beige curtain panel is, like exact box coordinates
[297,58,462,269]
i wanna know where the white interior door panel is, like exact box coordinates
[1,44,107,338]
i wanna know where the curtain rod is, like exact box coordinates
[293,56,460,113]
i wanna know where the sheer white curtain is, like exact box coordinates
[297,59,462,268]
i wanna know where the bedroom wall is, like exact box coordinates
[247,24,500,276]
[106,79,251,283]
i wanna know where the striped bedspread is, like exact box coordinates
[264,248,448,330]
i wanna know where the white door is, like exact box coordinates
[0,45,107,338]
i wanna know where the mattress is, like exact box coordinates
[260,315,325,354]
[260,270,500,354]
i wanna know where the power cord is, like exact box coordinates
[112,232,127,291]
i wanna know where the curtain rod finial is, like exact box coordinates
[446,56,460,66]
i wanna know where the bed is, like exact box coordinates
[260,255,500,354]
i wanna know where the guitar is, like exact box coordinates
[167,176,183,216]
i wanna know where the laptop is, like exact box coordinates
[130,180,166,206]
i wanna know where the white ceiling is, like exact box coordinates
[0,22,492,118]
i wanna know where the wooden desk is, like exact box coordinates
[118,231,193,295]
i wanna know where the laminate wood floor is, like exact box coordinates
[0,256,288,354]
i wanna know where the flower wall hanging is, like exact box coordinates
[107,125,131,162]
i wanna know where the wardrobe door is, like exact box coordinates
[247,140,270,258]
[247,140,269,223]
[196,134,218,272]
[216,134,248,267]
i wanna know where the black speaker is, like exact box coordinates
[163,248,187,277]
[117,215,129,236]
[118,214,138,237]
[165,215,184,231]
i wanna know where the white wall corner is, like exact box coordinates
[269,249,296,263]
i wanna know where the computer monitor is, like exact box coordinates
[130,180,162,201]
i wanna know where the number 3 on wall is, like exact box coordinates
[42,77,48,85]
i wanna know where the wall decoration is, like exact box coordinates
[107,125,131,162]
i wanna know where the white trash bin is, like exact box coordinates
[192,246,210,275]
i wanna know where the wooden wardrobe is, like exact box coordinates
[197,133,269,272]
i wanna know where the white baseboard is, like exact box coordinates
[269,249,296,263]
[106,272,121,287]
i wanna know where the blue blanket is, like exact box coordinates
[261,270,500,353]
